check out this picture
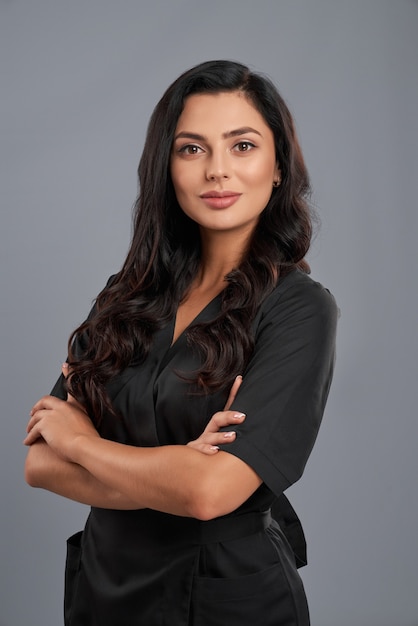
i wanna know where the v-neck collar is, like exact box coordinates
[156,292,224,376]
[169,290,225,349]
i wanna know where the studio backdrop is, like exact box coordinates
[1,1,417,625]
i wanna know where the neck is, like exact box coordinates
[196,227,251,289]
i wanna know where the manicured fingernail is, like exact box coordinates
[233,412,245,419]
[210,446,219,451]
[236,375,242,380]
[223,431,236,438]
[62,363,69,368]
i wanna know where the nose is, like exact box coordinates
[205,151,230,181]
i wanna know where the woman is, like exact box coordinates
[24,60,338,625]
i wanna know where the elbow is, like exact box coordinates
[185,477,228,521]
[183,453,260,521]
[25,459,38,487]
[188,501,217,522]
[24,444,44,488]
[25,454,39,487]
[187,502,219,522]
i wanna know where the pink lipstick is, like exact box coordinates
[200,191,241,209]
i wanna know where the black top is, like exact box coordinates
[53,268,338,626]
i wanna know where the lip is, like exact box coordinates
[199,190,242,209]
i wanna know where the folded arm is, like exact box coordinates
[25,439,140,509]
[24,375,251,517]
[24,396,260,520]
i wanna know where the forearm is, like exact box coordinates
[25,440,140,510]
[24,394,261,519]
[71,435,261,520]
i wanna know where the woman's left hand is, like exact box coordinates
[187,375,245,455]
[23,395,99,462]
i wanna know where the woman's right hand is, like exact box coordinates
[187,375,246,455]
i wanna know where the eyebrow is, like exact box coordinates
[174,126,263,141]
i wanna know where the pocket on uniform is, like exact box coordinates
[191,562,306,626]
[64,531,83,626]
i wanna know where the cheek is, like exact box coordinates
[171,167,192,199]
[245,161,275,210]
[170,164,179,194]
[244,153,275,183]
[170,172,196,215]
[246,161,275,193]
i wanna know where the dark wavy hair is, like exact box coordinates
[66,60,313,424]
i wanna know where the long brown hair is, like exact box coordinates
[66,60,313,424]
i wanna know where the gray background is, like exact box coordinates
[1,1,417,625]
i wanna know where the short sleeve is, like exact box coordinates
[219,270,339,498]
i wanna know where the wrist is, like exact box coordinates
[70,433,94,465]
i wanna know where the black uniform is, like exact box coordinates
[53,269,338,626]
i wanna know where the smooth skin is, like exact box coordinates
[25,91,280,521]
[24,374,253,519]
[24,372,245,512]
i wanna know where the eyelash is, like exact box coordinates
[234,141,256,152]
[177,141,256,155]
[178,144,203,155]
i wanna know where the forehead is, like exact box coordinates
[175,91,270,134]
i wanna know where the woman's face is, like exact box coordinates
[170,91,280,237]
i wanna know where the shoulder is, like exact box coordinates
[262,268,338,317]
[255,269,339,339]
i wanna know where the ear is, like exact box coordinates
[273,166,282,187]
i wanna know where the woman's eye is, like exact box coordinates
[178,144,202,155]
[234,141,255,152]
